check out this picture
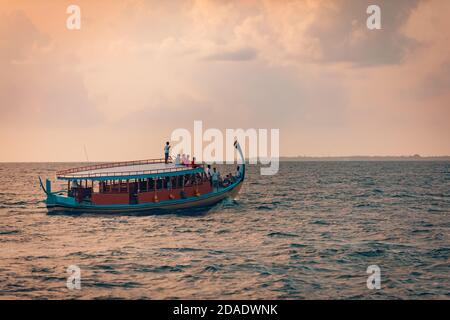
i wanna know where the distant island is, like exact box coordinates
[279,155,450,161]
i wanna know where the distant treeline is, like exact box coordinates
[278,156,450,161]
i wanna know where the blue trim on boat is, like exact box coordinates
[47,177,244,212]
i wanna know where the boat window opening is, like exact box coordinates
[150,179,155,190]
[66,168,213,204]
[65,164,235,204]
[156,178,163,190]
[164,177,169,190]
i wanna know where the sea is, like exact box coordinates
[0,162,449,299]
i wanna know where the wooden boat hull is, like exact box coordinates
[46,180,243,214]
[43,141,246,215]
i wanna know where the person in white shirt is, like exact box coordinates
[211,167,220,191]
[175,154,181,165]
[204,164,212,186]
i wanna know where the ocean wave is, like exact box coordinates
[1,161,449,299]
[267,231,298,238]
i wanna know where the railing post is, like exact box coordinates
[194,174,200,196]
[153,178,158,202]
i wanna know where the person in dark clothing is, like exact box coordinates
[164,141,170,164]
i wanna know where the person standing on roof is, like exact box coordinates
[164,141,170,164]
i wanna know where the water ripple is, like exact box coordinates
[0,161,449,299]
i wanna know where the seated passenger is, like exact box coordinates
[71,180,80,189]
[222,174,231,187]
[184,175,191,187]
[191,157,196,167]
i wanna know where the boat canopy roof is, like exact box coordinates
[56,158,204,181]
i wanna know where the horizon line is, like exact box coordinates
[1,155,450,163]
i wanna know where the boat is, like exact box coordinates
[40,141,245,214]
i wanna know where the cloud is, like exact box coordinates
[0,10,49,62]
[203,47,257,61]
[305,0,421,66]
[0,10,102,128]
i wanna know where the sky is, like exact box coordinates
[0,0,449,161]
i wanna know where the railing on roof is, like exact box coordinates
[57,164,203,179]
[55,157,206,179]
[57,157,170,176]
